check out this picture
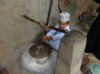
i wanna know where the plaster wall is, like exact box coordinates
[0,0,59,74]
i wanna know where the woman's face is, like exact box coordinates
[59,21,67,29]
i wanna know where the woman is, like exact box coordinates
[85,0,100,60]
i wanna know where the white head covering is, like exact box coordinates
[60,12,70,22]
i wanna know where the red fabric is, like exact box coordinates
[0,68,8,74]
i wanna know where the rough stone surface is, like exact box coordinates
[55,30,86,74]
[58,0,77,14]
[29,42,52,59]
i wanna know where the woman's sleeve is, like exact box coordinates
[94,0,100,4]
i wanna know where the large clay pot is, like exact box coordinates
[21,42,57,73]
[29,42,52,64]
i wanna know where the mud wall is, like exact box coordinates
[0,0,59,71]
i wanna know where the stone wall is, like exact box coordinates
[55,30,86,74]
